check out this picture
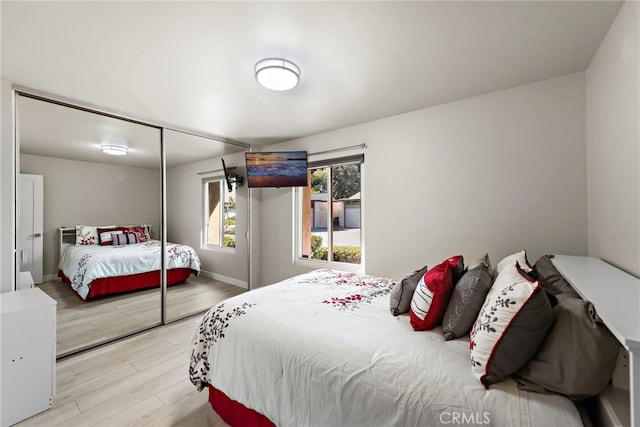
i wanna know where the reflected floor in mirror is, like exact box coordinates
[38,275,247,356]
[14,315,231,427]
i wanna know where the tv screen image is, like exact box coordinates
[245,151,308,188]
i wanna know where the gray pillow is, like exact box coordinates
[470,262,554,387]
[442,263,492,340]
[389,265,428,316]
[467,252,496,280]
[534,255,580,299]
[514,297,620,400]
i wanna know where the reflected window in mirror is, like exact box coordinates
[203,177,236,251]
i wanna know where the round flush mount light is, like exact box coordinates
[101,144,128,156]
[255,58,300,91]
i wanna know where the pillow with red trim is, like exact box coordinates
[141,225,151,241]
[97,227,122,246]
[409,258,455,331]
[470,262,553,387]
[496,250,532,275]
[75,224,115,246]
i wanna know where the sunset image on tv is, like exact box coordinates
[245,151,308,188]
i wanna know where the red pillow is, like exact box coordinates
[97,227,122,246]
[409,258,455,331]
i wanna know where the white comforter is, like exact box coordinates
[59,240,200,300]
[189,269,582,427]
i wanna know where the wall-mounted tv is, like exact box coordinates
[245,151,308,188]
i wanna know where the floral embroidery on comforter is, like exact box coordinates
[188,269,396,391]
[317,269,395,310]
[190,302,257,391]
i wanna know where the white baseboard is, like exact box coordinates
[199,269,248,289]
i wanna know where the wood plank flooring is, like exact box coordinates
[15,313,234,426]
[38,275,246,356]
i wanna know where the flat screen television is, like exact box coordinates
[245,151,308,188]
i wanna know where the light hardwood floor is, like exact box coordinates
[15,314,234,427]
[39,275,245,356]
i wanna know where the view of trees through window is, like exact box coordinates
[204,179,236,249]
[223,190,236,248]
[302,161,362,264]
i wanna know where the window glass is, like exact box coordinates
[204,178,235,249]
[299,159,362,266]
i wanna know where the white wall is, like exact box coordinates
[20,154,161,279]
[586,1,640,278]
[166,151,249,286]
[258,73,589,286]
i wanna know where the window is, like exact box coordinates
[203,178,236,250]
[295,155,363,270]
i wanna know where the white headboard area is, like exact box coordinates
[58,227,76,255]
[58,224,153,256]
[551,255,639,427]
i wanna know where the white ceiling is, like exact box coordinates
[16,94,247,169]
[2,1,623,150]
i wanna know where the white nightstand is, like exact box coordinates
[1,288,56,427]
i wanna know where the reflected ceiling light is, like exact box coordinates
[101,144,128,156]
[255,58,300,91]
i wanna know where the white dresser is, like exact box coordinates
[1,288,56,427]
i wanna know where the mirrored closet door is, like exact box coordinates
[164,129,249,322]
[15,88,252,357]
[16,93,163,357]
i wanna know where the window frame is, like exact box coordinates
[202,176,236,253]
[293,155,364,273]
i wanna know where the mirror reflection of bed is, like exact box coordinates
[16,93,250,357]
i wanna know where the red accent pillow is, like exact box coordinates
[97,227,122,245]
[409,258,455,331]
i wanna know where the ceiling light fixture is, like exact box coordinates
[101,144,128,156]
[255,58,300,91]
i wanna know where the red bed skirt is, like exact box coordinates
[207,384,275,427]
[58,268,195,300]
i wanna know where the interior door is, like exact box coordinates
[19,173,43,284]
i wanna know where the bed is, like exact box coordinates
[58,226,201,300]
[189,251,638,427]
